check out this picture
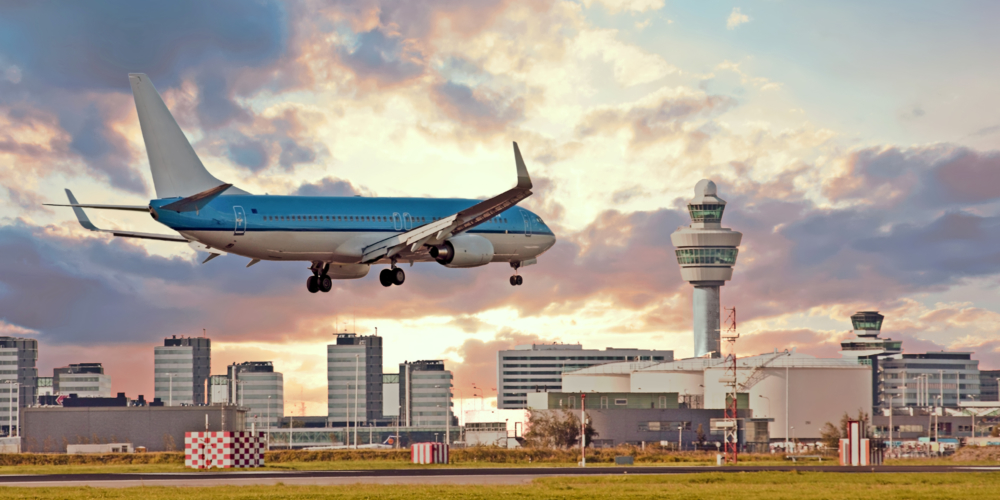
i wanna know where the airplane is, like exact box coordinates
[47,74,556,293]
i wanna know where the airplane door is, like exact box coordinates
[403,212,413,230]
[521,211,532,236]
[234,206,246,236]
[392,212,402,230]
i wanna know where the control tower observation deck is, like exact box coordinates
[670,180,742,358]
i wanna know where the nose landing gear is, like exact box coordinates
[307,263,333,293]
[509,261,524,286]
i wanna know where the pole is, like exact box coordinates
[405,364,411,427]
[939,370,944,408]
[678,425,683,451]
[445,388,450,447]
[6,382,10,437]
[354,354,359,449]
[267,395,271,451]
[785,365,789,452]
[580,393,586,467]
[888,394,893,456]
[169,373,173,407]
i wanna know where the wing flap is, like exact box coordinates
[360,142,533,264]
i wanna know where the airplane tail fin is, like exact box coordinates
[128,73,247,199]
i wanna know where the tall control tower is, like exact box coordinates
[671,180,742,358]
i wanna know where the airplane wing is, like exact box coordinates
[60,189,189,243]
[360,142,533,264]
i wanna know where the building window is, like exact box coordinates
[600,396,608,409]
[658,396,667,408]
[568,396,576,409]
[614,399,627,406]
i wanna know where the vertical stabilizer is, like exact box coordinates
[128,73,247,199]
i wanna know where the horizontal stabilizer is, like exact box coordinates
[43,203,148,212]
[61,188,188,243]
[160,183,232,213]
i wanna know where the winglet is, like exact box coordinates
[513,142,532,190]
[65,189,99,231]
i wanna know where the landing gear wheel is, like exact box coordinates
[306,275,319,293]
[379,269,393,287]
[392,267,406,286]
[515,275,523,286]
[319,275,333,293]
[510,276,517,286]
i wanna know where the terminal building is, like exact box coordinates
[327,333,383,425]
[225,361,284,427]
[0,336,38,436]
[399,360,454,428]
[496,344,673,409]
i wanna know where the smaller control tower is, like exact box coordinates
[839,311,902,408]
[671,180,742,358]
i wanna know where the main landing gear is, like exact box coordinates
[509,261,524,286]
[307,263,333,293]
[379,262,405,287]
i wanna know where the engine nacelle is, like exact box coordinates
[429,234,495,268]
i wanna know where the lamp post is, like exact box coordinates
[168,373,176,407]
[968,395,977,438]
[354,354,359,450]
[472,384,483,411]
[678,424,683,452]
[887,394,894,456]
[267,395,272,451]
[759,395,771,417]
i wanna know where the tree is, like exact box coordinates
[819,422,840,450]
[524,409,598,449]
[991,425,999,438]
[696,424,706,446]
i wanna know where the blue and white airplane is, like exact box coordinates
[48,74,556,292]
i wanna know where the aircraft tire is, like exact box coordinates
[379,269,393,287]
[306,275,320,293]
[319,275,333,293]
[392,268,406,286]
[515,275,523,286]
[509,276,517,286]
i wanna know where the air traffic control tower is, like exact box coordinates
[671,180,742,358]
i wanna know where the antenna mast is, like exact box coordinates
[722,307,740,465]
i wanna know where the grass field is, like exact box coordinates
[3,472,1000,499]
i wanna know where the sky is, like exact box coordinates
[2,0,1000,417]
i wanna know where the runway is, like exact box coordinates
[1,465,998,488]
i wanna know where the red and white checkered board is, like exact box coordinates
[185,431,265,469]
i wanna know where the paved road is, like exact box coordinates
[2,465,1000,488]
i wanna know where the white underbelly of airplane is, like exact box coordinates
[181,230,554,264]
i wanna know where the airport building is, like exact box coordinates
[227,361,284,427]
[399,360,453,428]
[327,333,383,425]
[979,370,1000,402]
[153,335,210,406]
[558,351,872,441]
[0,336,38,435]
[53,363,112,398]
[382,373,400,418]
[880,353,980,408]
[496,344,673,409]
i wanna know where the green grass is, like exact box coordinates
[3,472,1000,499]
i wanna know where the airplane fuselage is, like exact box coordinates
[150,195,556,269]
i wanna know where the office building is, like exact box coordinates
[36,377,53,401]
[209,375,229,404]
[228,361,284,427]
[53,363,112,397]
[496,344,673,409]
[0,336,38,435]
[880,352,980,408]
[399,360,453,428]
[327,333,382,425]
[153,335,210,406]
[670,179,743,358]
[980,370,1000,402]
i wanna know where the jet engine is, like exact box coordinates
[428,234,495,268]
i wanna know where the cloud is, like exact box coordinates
[294,177,371,197]
[581,0,665,13]
[727,7,750,30]
[429,81,525,135]
[574,29,678,87]
[446,328,552,396]
[336,28,427,89]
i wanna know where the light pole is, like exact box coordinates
[791,426,795,454]
[887,394,894,455]
[759,395,771,417]
[785,365,790,452]
[354,354,359,449]
[968,395,977,438]
[472,384,483,411]
[168,373,176,407]
[267,395,271,451]
[938,370,944,408]
[678,424,683,451]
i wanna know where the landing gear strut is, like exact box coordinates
[380,261,405,287]
[509,261,524,286]
[307,263,333,293]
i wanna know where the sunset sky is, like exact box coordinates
[2,1,1000,416]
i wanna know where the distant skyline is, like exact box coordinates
[2,1,1000,415]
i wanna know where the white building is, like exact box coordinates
[153,336,210,406]
[0,337,38,436]
[400,360,453,428]
[382,374,400,417]
[562,350,872,440]
[497,344,673,409]
[328,333,383,425]
[57,372,111,398]
[229,362,284,428]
